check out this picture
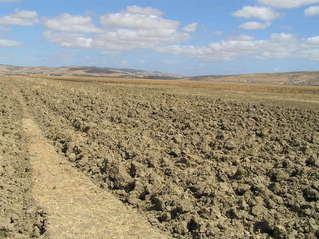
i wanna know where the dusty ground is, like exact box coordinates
[1,78,166,239]
[1,76,319,238]
[0,81,48,238]
[189,71,319,86]
[22,116,166,239]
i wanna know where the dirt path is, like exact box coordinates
[22,109,167,238]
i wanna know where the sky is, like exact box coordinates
[0,0,319,75]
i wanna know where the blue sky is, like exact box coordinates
[0,0,319,75]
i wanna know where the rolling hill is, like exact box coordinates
[1,64,319,86]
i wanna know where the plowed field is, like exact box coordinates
[1,76,318,239]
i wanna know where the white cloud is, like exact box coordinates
[126,5,163,16]
[307,36,319,44]
[270,32,296,40]
[45,6,189,51]
[214,31,224,36]
[299,49,319,60]
[93,28,188,50]
[45,28,188,51]
[0,10,38,25]
[240,21,271,30]
[43,14,102,33]
[304,5,319,15]
[0,25,10,31]
[44,31,92,48]
[0,0,21,2]
[183,23,198,32]
[100,6,179,30]
[156,33,319,61]
[233,6,281,21]
[257,0,319,8]
[0,39,21,46]
[232,35,255,41]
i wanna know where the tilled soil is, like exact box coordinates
[6,78,319,238]
[22,116,166,239]
[0,81,48,238]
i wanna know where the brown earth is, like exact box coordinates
[1,78,167,239]
[189,71,319,86]
[22,116,166,239]
[0,81,48,238]
[1,76,319,238]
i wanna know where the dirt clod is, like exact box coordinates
[5,77,318,239]
[0,80,48,239]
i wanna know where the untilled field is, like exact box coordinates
[1,77,319,238]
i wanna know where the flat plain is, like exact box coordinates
[0,75,318,239]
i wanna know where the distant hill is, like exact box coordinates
[1,65,319,86]
[0,65,183,80]
[188,71,319,86]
